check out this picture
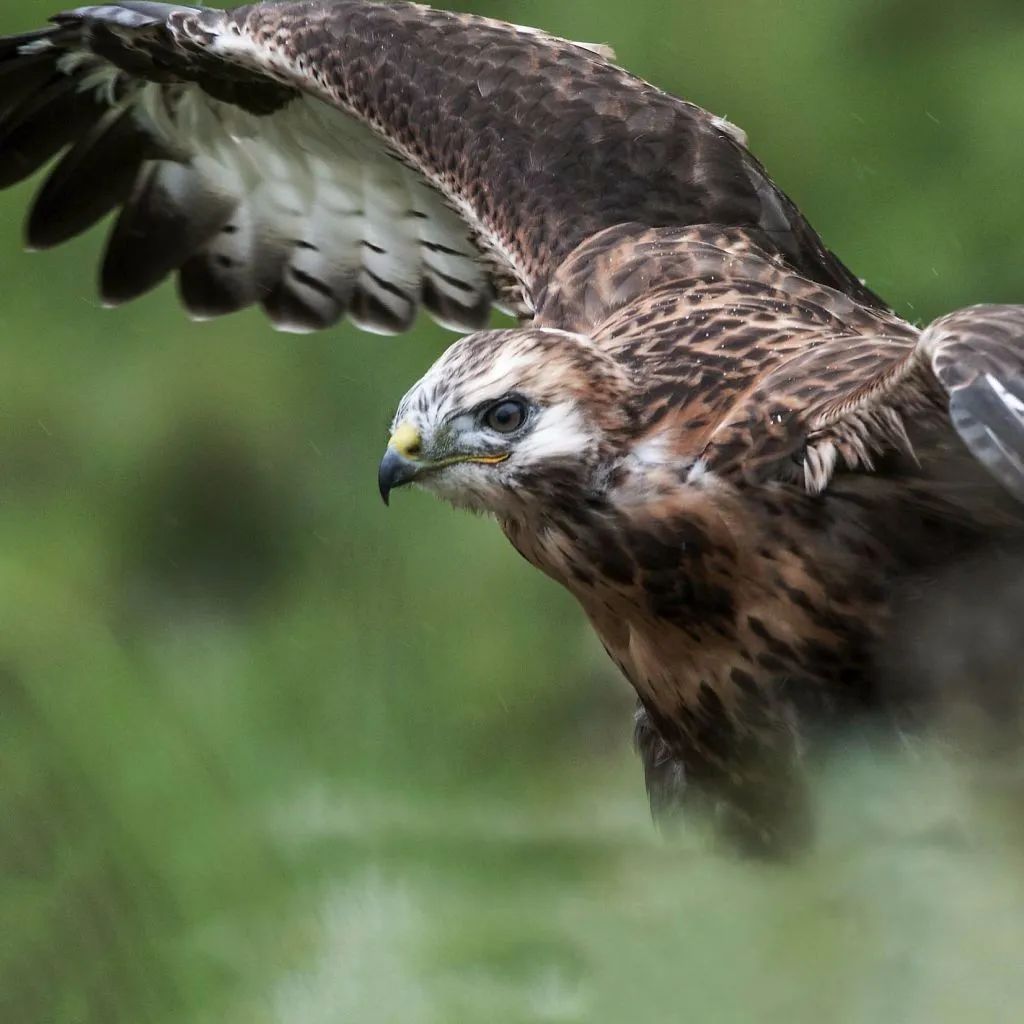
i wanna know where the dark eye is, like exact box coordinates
[483,399,527,434]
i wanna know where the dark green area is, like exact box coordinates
[3,2,1024,1021]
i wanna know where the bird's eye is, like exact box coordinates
[483,399,527,434]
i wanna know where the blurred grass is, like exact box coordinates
[3,1,1024,1021]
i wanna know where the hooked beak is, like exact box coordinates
[378,420,513,505]
[378,421,423,506]
[378,447,420,505]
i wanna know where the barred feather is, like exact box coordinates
[0,0,883,339]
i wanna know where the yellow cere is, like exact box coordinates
[388,421,422,458]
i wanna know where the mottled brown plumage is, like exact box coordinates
[3,2,1024,855]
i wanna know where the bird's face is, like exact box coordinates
[380,328,630,514]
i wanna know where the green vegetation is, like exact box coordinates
[2,2,1024,1020]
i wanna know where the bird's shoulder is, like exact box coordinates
[538,224,916,484]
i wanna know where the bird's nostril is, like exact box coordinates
[388,421,423,459]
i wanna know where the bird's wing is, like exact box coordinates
[705,295,1024,502]
[551,225,1024,503]
[0,0,882,338]
[822,305,1024,502]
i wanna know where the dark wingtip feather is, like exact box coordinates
[421,276,492,332]
[949,373,1024,504]
[101,163,233,305]
[0,75,103,191]
[27,107,163,250]
[261,274,346,334]
[179,220,296,320]
[178,251,256,320]
[350,285,416,336]
[0,51,58,122]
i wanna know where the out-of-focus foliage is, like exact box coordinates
[2,2,1024,1021]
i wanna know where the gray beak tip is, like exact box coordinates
[377,448,419,506]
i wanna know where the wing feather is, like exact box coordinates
[0,72,105,189]
[27,105,168,249]
[920,306,1024,503]
[102,159,235,305]
[559,226,1024,505]
[781,306,1024,502]
[705,293,1024,503]
[0,0,888,342]
[0,3,506,335]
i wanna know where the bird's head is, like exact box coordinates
[379,328,633,514]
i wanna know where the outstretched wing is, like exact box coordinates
[704,293,1024,502]
[0,2,510,333]
[0,0,882,338]
[805,305,1024,502]
[547,224,1024,504]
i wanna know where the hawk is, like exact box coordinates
[3,1,1024,854]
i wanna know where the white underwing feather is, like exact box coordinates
[204,16,530,316]
[48,32,503,333]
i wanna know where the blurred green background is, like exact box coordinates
[3,2,1024,1021]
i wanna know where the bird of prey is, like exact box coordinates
[3,0,1024,855]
